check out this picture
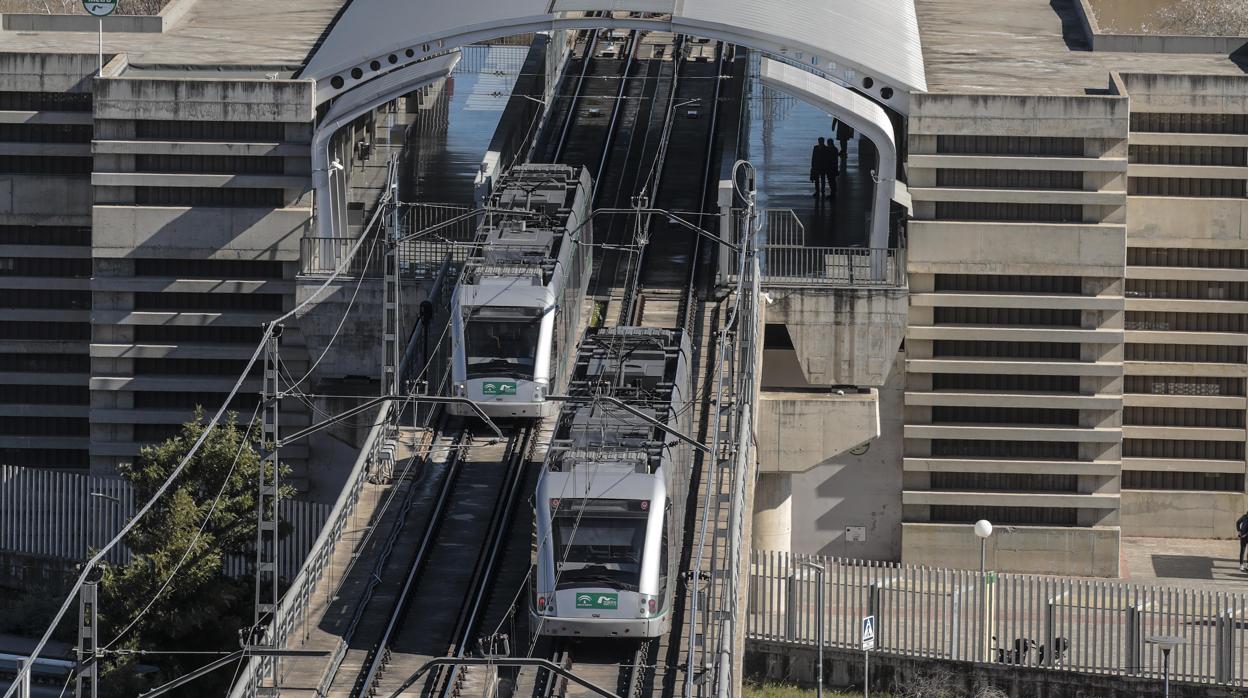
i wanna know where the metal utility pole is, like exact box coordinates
[382,160,402,399]
[798,562,825,698]
[253,325,282,690]
[75,581,98,698]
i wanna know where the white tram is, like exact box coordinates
[449,165,593,418]
[532,327,693,637]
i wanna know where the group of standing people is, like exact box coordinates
[810,119,855,198]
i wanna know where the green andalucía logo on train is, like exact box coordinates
[482,381,517,396]
[576,593,618,610]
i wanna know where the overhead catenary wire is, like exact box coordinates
[284,229,384,392]
[3,169,398,698]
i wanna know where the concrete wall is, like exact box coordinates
[1121,490,1245,539]
[1117,72,1248,546]
[787,352,905,561]
[92,206,311,260]
[0,52,99,93]
[757,390,880,474]
[293,278,427,383]
[94,78,314,123]
[902,522,1121,577]
[2,0,198,32]
[1074,0,1248,54]
[0,175,92,218]
[88,74,315,475]
[903,91,1129,576]
[763,287,907,387]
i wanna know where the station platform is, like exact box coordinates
[1121,536,1248,592]
[747,85,874,249]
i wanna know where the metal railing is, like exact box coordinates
[455,44,530,76]
[723,209,907,288]
[397,202,479,278]
[748,551,1248,687]
[228,402,397,698]
[686,205,764,697]
[761,208,805,247]
[756,246,906,287]
[301,235,383,277]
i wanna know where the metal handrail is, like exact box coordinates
[753,246,907,288]
[229,402,397,698]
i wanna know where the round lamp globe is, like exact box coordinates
[974,519,993,539]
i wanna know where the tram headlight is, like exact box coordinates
[533,384,544,401]
[454,382,467,397]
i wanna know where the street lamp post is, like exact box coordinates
[973,520,993,663]
[1147,635,1183,698]
[798,560,826,698]
[974,519,993,574]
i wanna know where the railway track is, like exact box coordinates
[514,30,740,698]
[518,639,655,698]
[347,423,535,697]
[336,30,743,698]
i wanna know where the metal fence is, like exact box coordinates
[757,246,906,287]
[747,551,1248,687]
[762,208,806,246]
[397,202,478,277]
[301,234,384,277]
[0,465,330,581]
[724,209,906,288]
[0,465,134,565]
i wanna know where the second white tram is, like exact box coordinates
[532,327,693,637]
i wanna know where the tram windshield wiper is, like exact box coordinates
[556,565,639,592]
[467,358,534,380]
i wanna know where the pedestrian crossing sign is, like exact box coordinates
[862,615,876,651]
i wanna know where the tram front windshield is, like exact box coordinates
[463,308,541,380]
[552,503,647,592]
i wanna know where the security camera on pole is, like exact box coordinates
[81,0,117,76]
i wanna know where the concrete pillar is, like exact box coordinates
[753,473,793,552]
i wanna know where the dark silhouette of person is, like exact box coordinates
[810,137,837,198]
[1237,509,1248,571]
[834,118,855,169]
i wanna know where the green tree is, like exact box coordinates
[95,410,291,697]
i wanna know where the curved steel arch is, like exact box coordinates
[300,0,925,113]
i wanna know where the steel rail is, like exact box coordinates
[552,29,600,164]
[678,44,729,332]
[435,424,536,697]
[616,35,687,324]
[594,32,679,309]
[388,657,621,698]
[311,411,451,694]
[589,30,640,202]
[353,426,475,695]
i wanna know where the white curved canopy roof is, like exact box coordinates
[301,0,926,109]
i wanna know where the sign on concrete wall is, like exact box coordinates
[82,0,118,16]
[846,526,867,542]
